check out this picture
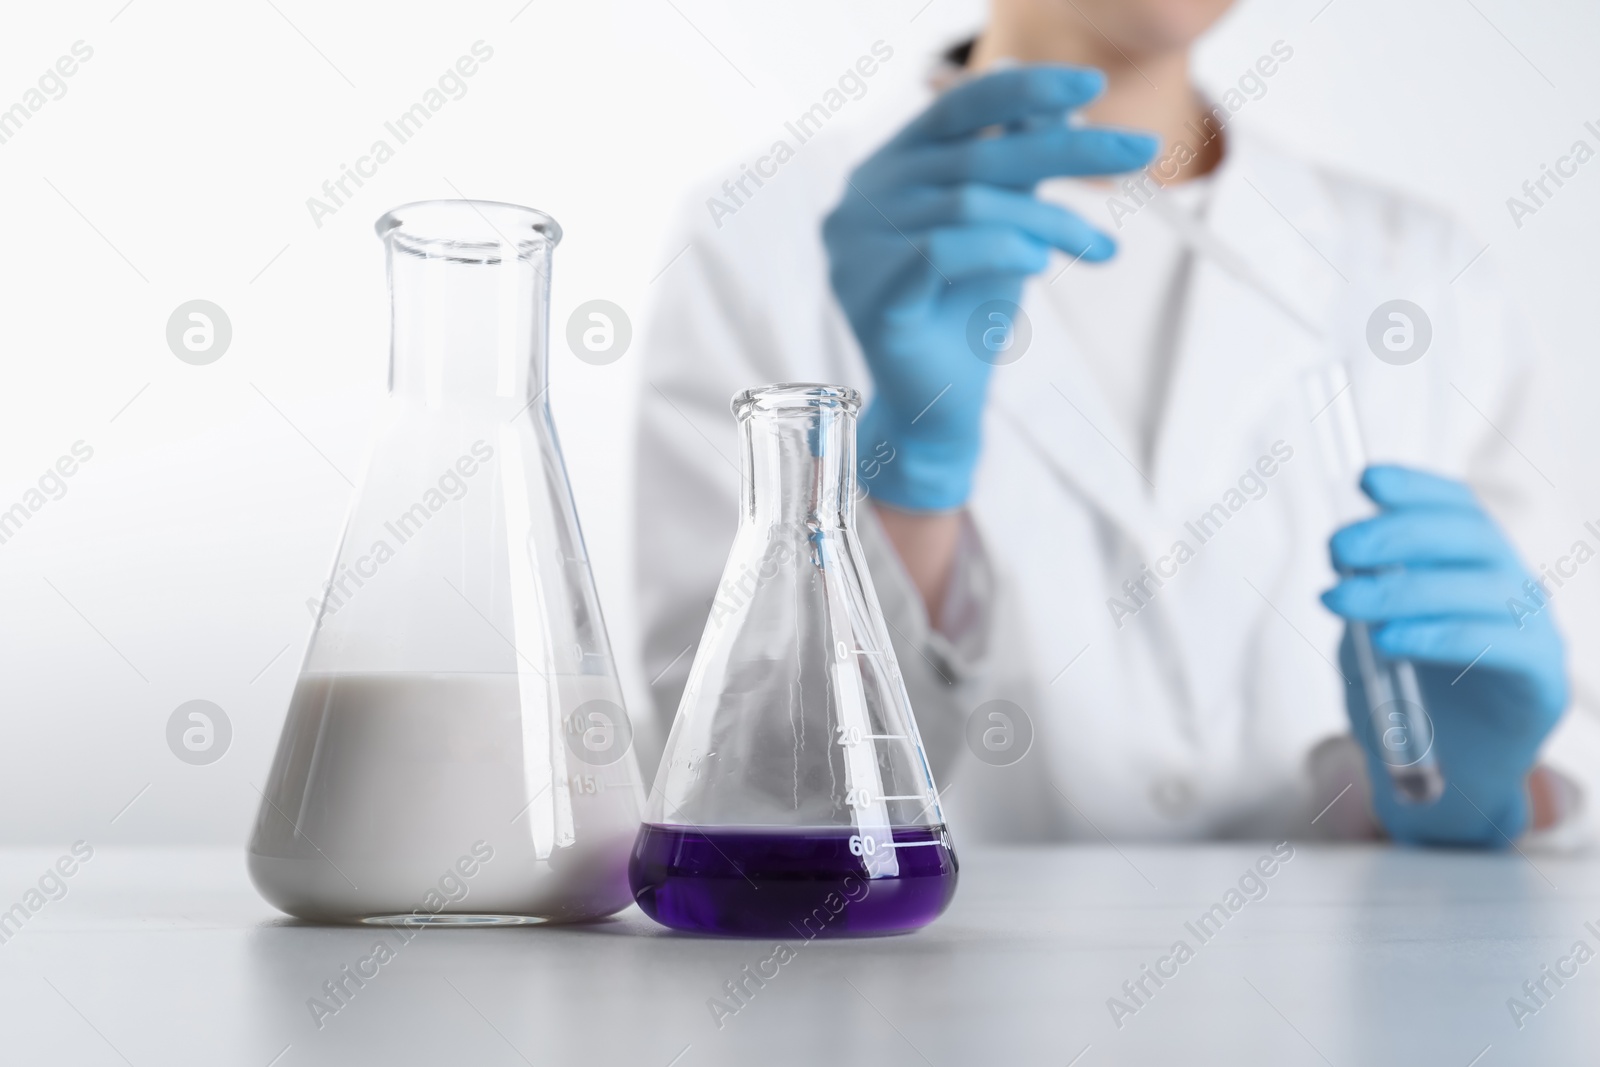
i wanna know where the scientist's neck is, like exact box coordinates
[968,21,1220,184]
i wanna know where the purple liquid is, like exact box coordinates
[629,823,957,937]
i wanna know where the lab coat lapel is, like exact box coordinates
[992,274,1170,562]
[1150,132,1341,509]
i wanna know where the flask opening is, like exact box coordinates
[735,383,859,526]
[378,200,557,405]
[377,200,561,264]
[733,382,861,420]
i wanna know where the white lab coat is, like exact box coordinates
[634,95,1600,845]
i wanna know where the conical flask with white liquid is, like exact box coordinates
[249,201,645,924]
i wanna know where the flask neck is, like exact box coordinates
[739,406,857,528]
[378,201,558,409]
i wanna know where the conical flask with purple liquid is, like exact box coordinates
[630,384,957,937]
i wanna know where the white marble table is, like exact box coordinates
[0,843,1594,1066]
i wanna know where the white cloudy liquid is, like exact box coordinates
[248,672,643,923]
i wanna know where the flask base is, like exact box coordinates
[360,913,550,927]
[629,823,957,937]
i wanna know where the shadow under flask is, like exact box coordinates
[248,201,646,924]
[630,384,958,937]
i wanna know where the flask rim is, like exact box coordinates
[375,200,562,263]
[732,383,861,420]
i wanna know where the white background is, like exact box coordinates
[2,0,1598,845]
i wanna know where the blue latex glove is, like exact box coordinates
[1320,466,1568,846]
[821,66,1158,511]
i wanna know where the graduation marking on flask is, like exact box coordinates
[835,725,905,746]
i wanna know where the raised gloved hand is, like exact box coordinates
[1320,466,1568,846]
[822,66,1157,511]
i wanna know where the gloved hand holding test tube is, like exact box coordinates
[1142,178,1450,801]
[1141,183,1450,804]
[1150,194,1566,842]
[1302,363,1446,804]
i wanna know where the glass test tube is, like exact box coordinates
[1303,363,1446,805]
